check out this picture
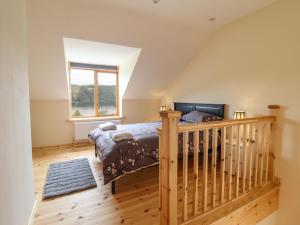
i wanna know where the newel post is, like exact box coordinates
[268,105,280,182]
[159,110,181,225]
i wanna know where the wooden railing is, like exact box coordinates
[158,106,279,225]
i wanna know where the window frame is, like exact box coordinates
[68,62,119,118]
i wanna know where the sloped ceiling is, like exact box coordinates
[27,0,277,100]
[63,38,141,67]
[83,0,278,31]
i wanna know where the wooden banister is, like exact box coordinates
[158,107,279,225]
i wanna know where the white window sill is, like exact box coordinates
[67,116,126,122]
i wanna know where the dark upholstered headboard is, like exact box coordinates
[174,102,225,118]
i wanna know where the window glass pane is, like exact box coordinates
[98,73,117,116]
[70,69,95,117]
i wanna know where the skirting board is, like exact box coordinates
[27,199,37,225]
[32,140,93,151]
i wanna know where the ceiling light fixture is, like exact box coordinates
[153,0,160,4]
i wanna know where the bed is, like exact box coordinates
[88,103,225,193]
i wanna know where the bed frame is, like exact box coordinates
[96,102,225,194]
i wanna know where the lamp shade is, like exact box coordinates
[233,111,246,119]
[160,105,167,112]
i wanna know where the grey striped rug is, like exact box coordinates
[43,158,97,199]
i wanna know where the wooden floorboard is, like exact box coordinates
[33,146,160,225]
[32,146,278,225]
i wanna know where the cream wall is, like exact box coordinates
[30,100,74,147]
[0,0,35,224]
[27,0,193,147]
[27,0,203,100]
[30,99,161,147]
[165,0,300,224]
[122,99,161,124]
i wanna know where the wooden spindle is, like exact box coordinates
[259,123,266,185]
[193,130,199,216]
[247,124,253,191]
[264,122,271,184]
[241,124,247,193]
[228,126,233,201]
[203,129,209,212]
[235,125,241,197]
[182,132,188,221]
[254,123,260,187]
[219,127,226,204]
[158,131,162,217]
[211,128,218,208]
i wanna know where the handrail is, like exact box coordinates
[156,115,276,133]
[178,115,276,132]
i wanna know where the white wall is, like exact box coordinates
[165,0,300,224]
[0,0,35,224]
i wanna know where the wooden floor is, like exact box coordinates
[33,146,161,225]
[32,146,277,225]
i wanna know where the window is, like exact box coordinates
[69,62,119,118]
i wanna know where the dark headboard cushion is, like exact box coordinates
[174,102,225,118]
[176,105,194,115]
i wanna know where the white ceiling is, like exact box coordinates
[27,0,278,100]
[74,0,278,31]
